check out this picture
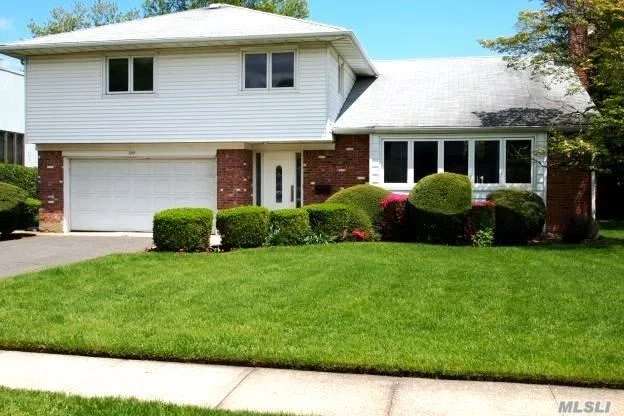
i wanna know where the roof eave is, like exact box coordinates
[332,125,587,135]
[0,30,378,76]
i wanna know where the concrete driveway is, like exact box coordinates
[0,233,153,279]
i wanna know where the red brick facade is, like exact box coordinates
[217,149,253,209]
[38,151,64,232]
[546,167,592,235]
[303,135,369,204]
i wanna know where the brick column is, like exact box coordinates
[546,167,592,235]
[38,151,64,232]
[217,149,253,209]
[303,135,369,204]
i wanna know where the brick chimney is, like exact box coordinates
[569,22,589,86]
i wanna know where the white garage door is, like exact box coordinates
[70,159,217,232]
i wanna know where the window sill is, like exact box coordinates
[381,182,534,193]
[239,88,299,94]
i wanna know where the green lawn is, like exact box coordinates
[599,220,624,240]
[0,241,622,387]
[0,388,280,416]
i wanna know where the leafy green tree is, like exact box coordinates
[142,0,309,18]
[480,0,624,172]
[28,0,140,36]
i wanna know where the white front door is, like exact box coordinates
[262,152,297,210]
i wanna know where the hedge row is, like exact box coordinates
[379,173,546,245]
[154,201,375,251]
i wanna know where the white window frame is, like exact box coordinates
[380,137,535,190]
[241,49,297,92]
[106,56,155,95]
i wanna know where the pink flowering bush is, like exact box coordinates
[380,193,409,241]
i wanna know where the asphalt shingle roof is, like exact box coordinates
[5,4,346,47]
[334,57,593,131]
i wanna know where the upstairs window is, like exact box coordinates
[272,52,295,88]
[244,51,295,90]
[107,57,154,94]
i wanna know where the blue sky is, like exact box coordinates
[0,0,535,69]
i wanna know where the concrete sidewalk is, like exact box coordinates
[0,351,621,416]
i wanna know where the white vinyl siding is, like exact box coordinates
[26,44,329,144]
[327,47,356,122]
[369,132,548,202]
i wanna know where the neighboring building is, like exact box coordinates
[0,4,592,233]
[0,64,36,167]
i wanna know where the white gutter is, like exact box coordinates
[0,31,377,76]
[332,126,585,135]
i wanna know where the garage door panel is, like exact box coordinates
[70,159,217,232]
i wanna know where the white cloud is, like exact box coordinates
[0,18,13,31]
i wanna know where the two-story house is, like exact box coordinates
[0,4,592,233]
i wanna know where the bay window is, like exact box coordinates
[475,140,500,184]
[506,140,532,184]
[413,141,438,183]
[384,141,408,183]
[381,137,533,187]
[444,141,469,176]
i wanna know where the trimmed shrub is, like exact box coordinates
[216,206,270,250]
[22,198,42,230]
[380,194,408,241]
[304,203,351,238]
[562,215,600,244]
[487,190,546,245]
[153,208,213,252]
[268,209,310,246]
[0,164,38,198]
[407,173,472,244]
[0,182,28,236]
[326,185,391,225]
[465,201,496,243]
[304,203,373,241]
[346,205,374,240]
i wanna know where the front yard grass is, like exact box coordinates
[0,241,622,387]
[0,388,280,416]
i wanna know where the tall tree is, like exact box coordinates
[480,0,624,172]
[28,0,140,37]
[142,0,309,18]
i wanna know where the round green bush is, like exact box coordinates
[487,189,546,244]
[0,182,28,236]
[304,203,351,238]
[346,205,374,237]
[153,208,213,252]
[216,206,270,250]
[326,185,391,225]
[268,209,310,246]
[304,203,373,240]
[407,173,472,244]
[0,163,38,198]
[22,198,42,230]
